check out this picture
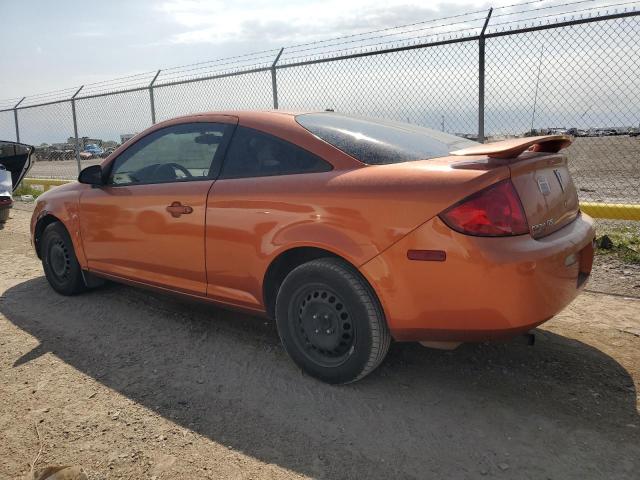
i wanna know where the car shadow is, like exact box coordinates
[2,277,639,479]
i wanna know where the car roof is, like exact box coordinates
[151,110,316,136]
[168,109,308,121]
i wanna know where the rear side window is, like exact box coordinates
[220,126,332,179]
[296,113,477,165]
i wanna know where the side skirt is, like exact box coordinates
[85,269,269,318]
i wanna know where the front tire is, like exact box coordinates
[41,222,87,295]
[275,258,391,384]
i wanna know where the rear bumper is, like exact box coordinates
[360,213,595,342]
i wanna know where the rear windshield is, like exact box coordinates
[295,113,477,165]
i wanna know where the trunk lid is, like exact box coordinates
[450,135,578,238]
[509,152,579,238]
[0,141,34,192]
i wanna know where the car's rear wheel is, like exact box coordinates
[0,208,9,223]
[41,222,87,295]
[275,258,391,384]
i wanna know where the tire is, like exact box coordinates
[275,257,391,384]
[0,208,9,224]
[41,222,87,295]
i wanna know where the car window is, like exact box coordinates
[295,113,478,165]
[109,123,230,185]
[220,126,332,179]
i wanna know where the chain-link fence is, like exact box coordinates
[1,3,639,220]
[485,13,640,220]
[17,102,77,179]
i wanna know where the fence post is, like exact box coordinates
[71,86,84,175]
[149,70,161,124]
[478,8,493,144]
[13,97,25,143]
[271,48,284,109]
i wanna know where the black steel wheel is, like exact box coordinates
[290,284,356,368]
[276,257,391,384]
[41,222,87,295]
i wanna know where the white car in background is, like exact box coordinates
[0,141,33,223]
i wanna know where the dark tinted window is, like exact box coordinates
[296,113,477,165]
[109,123,230,185]
[220,126,332,179]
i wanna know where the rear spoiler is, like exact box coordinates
[450,135,572,159]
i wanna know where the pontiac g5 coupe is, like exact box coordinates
[31,111,595,384]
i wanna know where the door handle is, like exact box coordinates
[166,201,193,218]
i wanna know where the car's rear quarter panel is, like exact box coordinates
[204,155,509,310]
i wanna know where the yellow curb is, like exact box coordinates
[581,202,640,221]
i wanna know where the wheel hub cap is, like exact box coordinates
[302,304,340,350]
[50,241,69,278]
[296,288,354,361]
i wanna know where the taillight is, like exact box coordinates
[439,179,528,237]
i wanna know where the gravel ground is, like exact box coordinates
[1,205,639,479]
[565,136,640,204]
[588,255,640,297]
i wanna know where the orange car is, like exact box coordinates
[31,111,595,383]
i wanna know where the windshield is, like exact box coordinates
[295,113,477,165]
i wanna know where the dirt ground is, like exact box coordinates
[1,204,639,480]
[562,136,640,204]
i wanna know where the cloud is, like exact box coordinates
[157,0,485,45]
[156,0,626,47]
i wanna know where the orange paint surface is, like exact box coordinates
[31,111,595,342]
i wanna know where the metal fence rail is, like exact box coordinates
[1,2,639,220]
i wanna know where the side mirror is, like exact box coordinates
[78,165,103,186]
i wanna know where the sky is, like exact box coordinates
[0,0,561,99]
[0,0,638,144]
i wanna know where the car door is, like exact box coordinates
[79,120,236,296]
[205,125,333,309]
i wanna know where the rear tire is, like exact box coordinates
[275,258,391,384]
[41,222,87,295]
[0,208,9,223]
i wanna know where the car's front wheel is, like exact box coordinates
[275,258,391,384]
[41,222,87,295]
